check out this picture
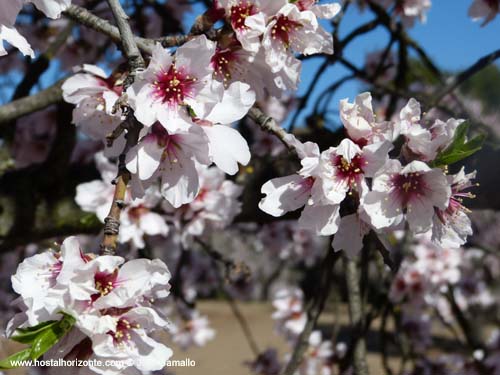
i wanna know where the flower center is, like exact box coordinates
[109,317,140,346]
[152,64,197,107]
[211,46,239,82]
[333,155,365,188]
[92,270,118,301]
[391,172,426,206]
[271,15,302,47]
[230,1,257,31]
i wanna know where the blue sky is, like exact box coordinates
[289,0,500,128]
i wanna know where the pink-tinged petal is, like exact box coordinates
[298,204,340,236]
[406,198,434,233]
[31,0,70,19]
[332,214,369,258]
[139,212,169,236]
[160,152,200,208]
[361,141,392,177]
[259,175,313,217]
[136,136,163,180]
[362,190,404,229]
[0,26,34,58]
[336,139,362,162]
[203,125,250,175]
[423,169,452,210]
[205,81,256,124]
[312,3,341,19]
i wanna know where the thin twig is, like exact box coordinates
[281,248,339,375]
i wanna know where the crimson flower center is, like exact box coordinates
[152,64,197,107]
[92,270,118,301]
[271,15,302,46]
[333,155,365,187]
[211,47,239,82]
[109,318,140,346]
[391,172,426,206]
[230,2,257,31]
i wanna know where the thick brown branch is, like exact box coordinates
[247,106,297,155]
[345,257,369,375]
[0,80,65,125]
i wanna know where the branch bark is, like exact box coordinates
[345,257,369,375]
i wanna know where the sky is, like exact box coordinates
[1,0,500,127]
[288,0,500,128]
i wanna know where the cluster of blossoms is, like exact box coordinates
[61,0,342,212]
[246,286,347,375]
[0,0,70,57]
[388,234,498,373]
[75,152,244,249]
[7,236,173,374]
[259,92,477,258]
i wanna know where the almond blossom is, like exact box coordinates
[62,64,124,143]
[398,98,462,162]
[319,138,392,202]
[211,37,301,100]
[262,2,339,72]
[272,287,307,339]
[432,168,476,247]
[76,153,169,248]
[362,160,451,233]
[171,311,216,349]
[128,36,222,129]
[214,0,286,53]
[340,92,396,145]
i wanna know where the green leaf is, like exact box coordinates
[12,321,58,344]
[432,122,485,167]
[29,314,76,360]
[0,348,32,369]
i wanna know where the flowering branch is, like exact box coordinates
[99,0,145,255]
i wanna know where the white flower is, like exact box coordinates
[272,287,307,338]
[67,255,171,310]
[432,168,476,247]
[331,212,371,259]
[399,99,463,162]
[62,64,124,142]
[262,3,338,72]
[171,312,216,349]
[211,39,301,100]
[340,92,396,144]
[125,123,211,208]
[128,36,222,129]
[259,136,340,236]
[362,160,451,233]
[10,236,86,327]
[88,307,172,374]
[216,0,285,52]
[76,153,169,248]
[319,138,392,203]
